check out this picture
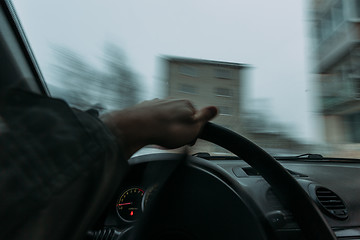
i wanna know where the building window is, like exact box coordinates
[179,65,197,77]
[317,0,344,43]
[332,1,344,28]
[178,83,197,94]
[315,21,323,42]
[353,77,360,98]
[350,0,360,19]
[346,112,360,142]
[215,68,231,79]
[214,87,232,97]
[218,106,232,115]
[321,11,333,40]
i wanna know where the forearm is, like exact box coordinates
[0,90,128,240]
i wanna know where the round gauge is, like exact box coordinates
[142,184,159,210]
[116,187,144,222]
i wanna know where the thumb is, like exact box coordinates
[193,106,218,123]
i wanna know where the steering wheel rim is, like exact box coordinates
[198,122,336,240]
[129,122,336,240]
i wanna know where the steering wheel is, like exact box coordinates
[129,123,336,240]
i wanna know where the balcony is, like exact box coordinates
[315,22,358,73]
[320,75,360,113]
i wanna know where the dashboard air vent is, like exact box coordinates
[315,187,348,220]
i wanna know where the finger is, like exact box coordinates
[193,106,218,122]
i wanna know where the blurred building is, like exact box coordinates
[164,56,247,132]
[162,56,306,155]
[310,0,360,145]
[163,56,247,153]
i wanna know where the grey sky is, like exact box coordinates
[12,0,319,143]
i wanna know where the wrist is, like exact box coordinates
[100,109,152,158]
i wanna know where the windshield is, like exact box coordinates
[10,0,360,158]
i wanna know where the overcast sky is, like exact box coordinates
[12,0,321,143]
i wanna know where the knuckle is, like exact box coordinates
[183,99,193,107]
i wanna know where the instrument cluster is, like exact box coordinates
[116,185,159,222]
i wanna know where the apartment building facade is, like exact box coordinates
[165,56,247,129]
[311,0,360,144]
[164,56,247,153]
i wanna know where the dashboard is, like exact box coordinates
[2,1,360,239]
[217,159,360,239]
[93,154,360,240]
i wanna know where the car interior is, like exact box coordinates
[2,0,360,239]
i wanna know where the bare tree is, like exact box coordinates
[101,43,140,108]
[50,43,140,112]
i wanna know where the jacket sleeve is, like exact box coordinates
[0,90,128,240]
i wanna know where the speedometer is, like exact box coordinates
[116,187,144,222]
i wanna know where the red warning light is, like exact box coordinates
[130,211,134,216]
